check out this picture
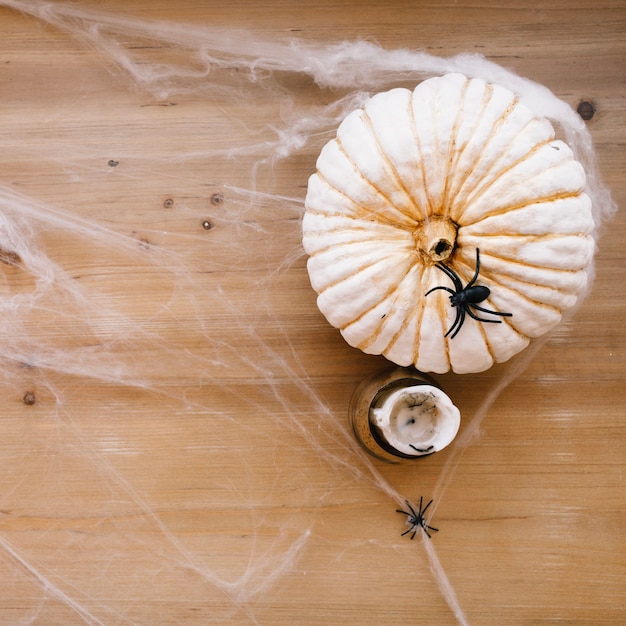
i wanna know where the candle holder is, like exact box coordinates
[349,367,460,463]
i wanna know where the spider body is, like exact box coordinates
[426,248,512,339]
[396,497,438,540]
[449,284,490,308]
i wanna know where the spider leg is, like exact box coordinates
[465,248,482,289]
[425,285,456,297]
[423,525,439,538]
[419,500,438,537]
[405,502,418,519]
[420,499,434,516]
[428,285,464,337]
[466,307,504,325]
[397,501,418,519]
[446,307,465,339]
[434,261,463,292]
[470,303,512,317]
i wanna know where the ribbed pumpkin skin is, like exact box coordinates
[302,73,595,374]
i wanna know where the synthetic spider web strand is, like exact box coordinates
[206,284,473,620]
[0,189,315,618]
[179,189,420,501]
[2,1,616,225]
[6,0,599,541]
[238,312,476,622]
[0,183,375,618]
[208,282,394,491]
[421,537,469,626]
[1,3,616,625]
[430,336,552,510]
[0,178,308,390]
[0,336,315,619]
[420,276,600,626]
[0,186,212,389]
[0,534,108,626]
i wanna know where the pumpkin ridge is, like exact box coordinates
[441,77,474,216]
[333,137,418,228]
[477,260,587,295]
[490,282,562,317]
[305,210,416,236]
[438,286,453,370]
[447,253,548,318]
[466,254,587,305]
[459,187,584,227]
[484,271,580,308]
[460,193,592,236]
[382,265,428,357]
[409,86,437,217]
[452,254,566,310]
[429,79,444,215]
[313,171,414,229]
[313,252,405,296]
[447,80,500,223]
[465,236,592,268]
[338,259,417,333]
[305,223,412,258]
[422,260,459,367]
[450,114,545,223]
[474,312,499,365]
[475,302,527,365]
[356,263,424,354]
[473,246,592,273]
[361,107,425,222]
[464,229,582,241]
[458,137,565,220]
[410,264,433,366]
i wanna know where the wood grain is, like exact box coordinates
[0,1,624,624]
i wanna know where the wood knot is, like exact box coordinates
[576,100,596,121]
[210,192,224,206]
[23,391,36,406]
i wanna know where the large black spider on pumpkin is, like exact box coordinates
[426,248,512,339]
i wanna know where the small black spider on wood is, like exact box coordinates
[396,497,439,539]
[426,248,512,339]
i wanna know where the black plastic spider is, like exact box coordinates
[396,497,439,539]
[426,248,512,339]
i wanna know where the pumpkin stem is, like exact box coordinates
[414,216,458,263]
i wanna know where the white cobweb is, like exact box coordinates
[0,1,617,624]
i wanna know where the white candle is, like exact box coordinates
[370,384,460,456]
[350,367,461,462]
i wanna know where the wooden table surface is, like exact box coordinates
[0,1,624,624]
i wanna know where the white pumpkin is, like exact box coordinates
[302,73,595,374]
